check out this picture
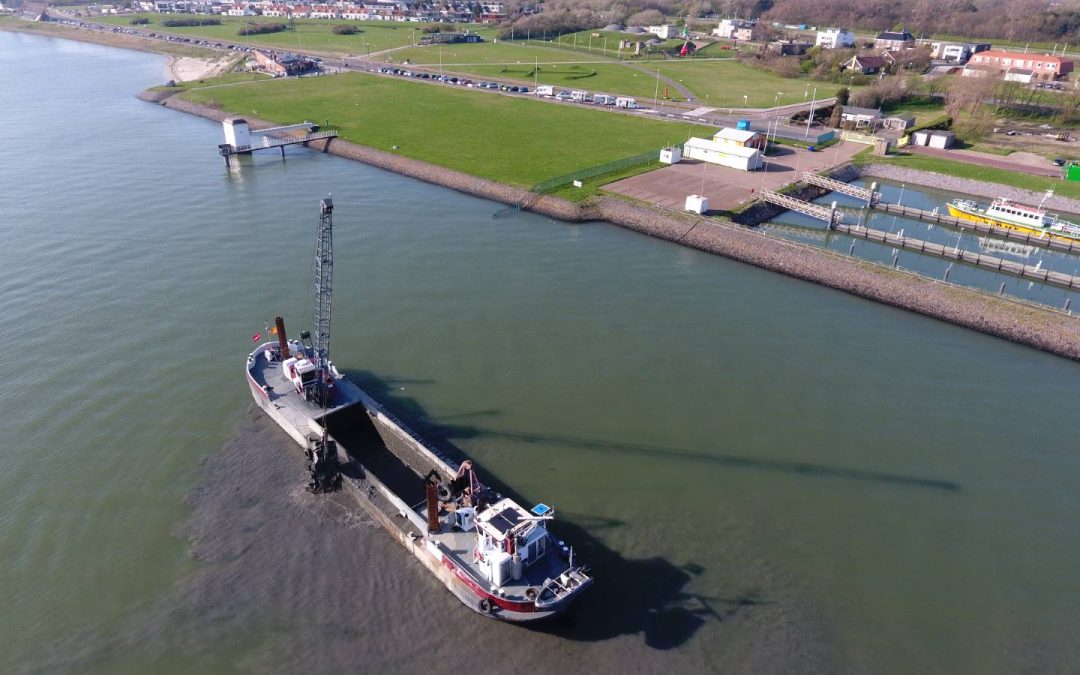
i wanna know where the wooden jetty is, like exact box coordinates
[870,201,1080,255]
[755,189,1080,290]
[218,117,338,166]
[759,189,845,227]
[801,172,880,206]
[834,223,1080,290]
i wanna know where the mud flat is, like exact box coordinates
[148,93,1080,361]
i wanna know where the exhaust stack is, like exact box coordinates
[275,316,290,359]
[425,472,440,534]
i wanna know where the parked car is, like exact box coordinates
[1053,158,1066,166]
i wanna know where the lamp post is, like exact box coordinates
[804,86,817,138]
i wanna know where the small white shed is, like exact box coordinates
[928,131,955,149]
[685,195,709,214]
[223,118,251,149]
[911,130,930,146]
[660,146,683,164]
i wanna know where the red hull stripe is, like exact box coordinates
[441,557,538,613]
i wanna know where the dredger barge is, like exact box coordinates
[244,197,592,621]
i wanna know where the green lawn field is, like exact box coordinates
[95,13,493,55]
[389,42,608,66]
[387,43,805,103]
[652,61,852,108]
[180,72,712,186]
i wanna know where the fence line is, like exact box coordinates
[531,146,674,193]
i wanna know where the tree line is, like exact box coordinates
[495,0,1080,43]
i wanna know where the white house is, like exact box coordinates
[816,28,854,49]
[713,18,758,41]
[683,137,763,171]
[712,127,767,150]
[647,25,678,40]
[1004,68,1035,84]
[930,42,990,64]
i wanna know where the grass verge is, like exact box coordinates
[179,71,714,186]
[854,150,1080,199]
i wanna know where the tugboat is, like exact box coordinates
[947,189,1080,242]
[245,197,592,621]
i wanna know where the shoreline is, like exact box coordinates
[151,92,1080,361]
[147,93,1080,362]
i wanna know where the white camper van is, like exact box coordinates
[535,85,555,97]
[570,90,592,102]
[615,97,637,109]
[593,93,616,105]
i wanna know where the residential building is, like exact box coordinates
[253,49,316,76]
[647,25,679,40]
[968,50,1074,80]
[874,29,915,52]
[816,27,855,49]
[1004,68,1036,84]
[930,42,991,63]
[841,106,884,129]
[883,114,915,131]
[713,18,758,41]
[842,54,889,75]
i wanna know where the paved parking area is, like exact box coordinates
[604,141,865,212]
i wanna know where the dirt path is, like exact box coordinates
[908,145,1061,177]
[621,62,695,101]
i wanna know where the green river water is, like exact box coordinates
[1,31,1079,674]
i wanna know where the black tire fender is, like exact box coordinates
[525,587,539,601]
[478,597,492,613]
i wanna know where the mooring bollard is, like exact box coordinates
[999,282,1006,295]
[849,241,856,256]
[1064,299,1072,312]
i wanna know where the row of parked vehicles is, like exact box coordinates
[371,68,640,109]
[534,86,638,109]
[51,17,256,53]
[376,67,531,93]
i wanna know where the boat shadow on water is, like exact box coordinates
[331,369,754,649]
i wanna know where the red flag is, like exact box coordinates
[252,332,262,342]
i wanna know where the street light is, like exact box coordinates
[743,94,748,106]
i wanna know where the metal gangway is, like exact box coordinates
[759,189,844,227]
[801,173,881,206]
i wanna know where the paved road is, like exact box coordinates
[907,145,1062,178]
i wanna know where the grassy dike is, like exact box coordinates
[150,74,1080,361]
[179,72,711,186]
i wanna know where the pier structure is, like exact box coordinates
[759,189,844,227]
[218,117,338,166]
[832,222,1080,290]
[868,201,1080,254]
[756,190,1080,290]
[801,173,880,207]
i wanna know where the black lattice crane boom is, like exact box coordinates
[312,195,334,393]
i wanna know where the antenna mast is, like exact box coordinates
[313,195,334,395]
